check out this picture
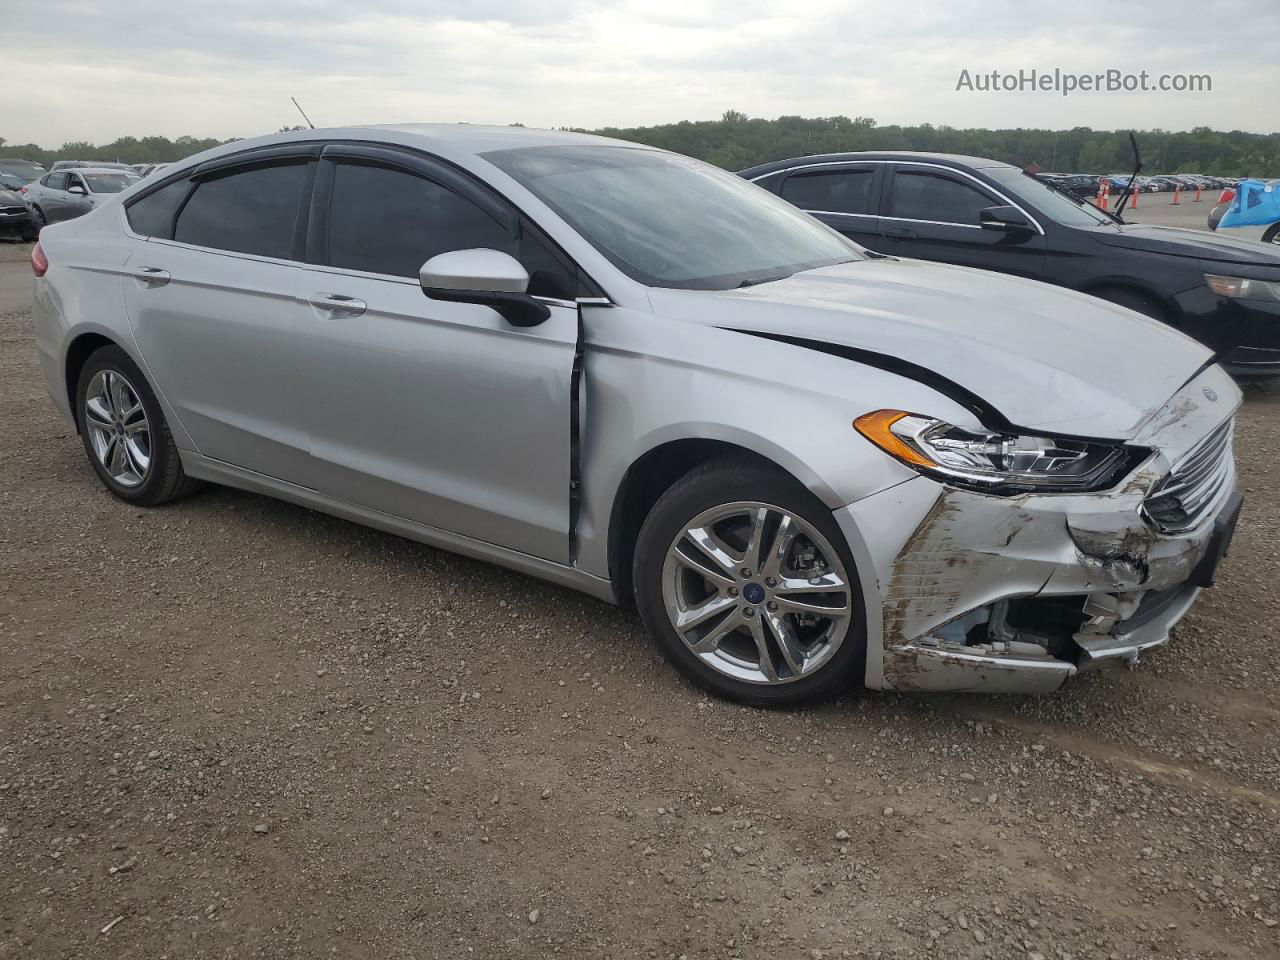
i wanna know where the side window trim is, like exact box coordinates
[163,158,316,262]
[320,143,516,235]
[885,162,1045,234]
[306,149,604,299]
[777,163,883,218]
[884,164,999,228]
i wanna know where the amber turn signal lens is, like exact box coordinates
[852,410,935,468]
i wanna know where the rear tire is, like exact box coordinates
[75,346,202,506]
[633,458,866,707]
[1263,224,1280,245]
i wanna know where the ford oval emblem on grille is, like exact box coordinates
[1203,387,1218,402]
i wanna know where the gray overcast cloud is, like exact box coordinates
[4,0,1278,145]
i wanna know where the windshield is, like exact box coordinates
[0,173,23,190]
[484,145,862,289]
[989,168,1114,227]
[83,173,136,194]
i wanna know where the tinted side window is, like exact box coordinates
[888,170,996,225]
[126,179,191,239]
[47,173,68,191]
[326,161,515,279]
[781,169,876,215]
[174,162,309,259]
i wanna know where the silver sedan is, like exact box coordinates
[24,166,138,227]
[31,125,1241,705]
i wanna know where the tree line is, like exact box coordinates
[3,114,1277,176]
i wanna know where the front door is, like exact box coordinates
[296,145,584,563]
[878,164,1046,278]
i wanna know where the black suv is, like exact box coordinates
[740,152,1280,377]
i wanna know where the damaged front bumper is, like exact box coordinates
[838,365,1242,694]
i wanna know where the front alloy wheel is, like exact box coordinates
[634,459,866,706]
[662,502,852,685]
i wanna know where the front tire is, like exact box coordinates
[75,346,201,506]
[1263,224,1280,245]
[633,459,866,707]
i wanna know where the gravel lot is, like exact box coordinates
[1,239,1277,960]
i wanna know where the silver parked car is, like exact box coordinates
[25,167,138,227]
[32,125,1242,704]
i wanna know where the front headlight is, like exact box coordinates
[1205,274,1280,302]
[854,410,1141,494]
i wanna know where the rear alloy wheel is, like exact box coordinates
[634,460,865,706]
[84,368,152,488]
[76,345,202,506]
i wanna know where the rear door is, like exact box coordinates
[120,147,319,482]
[774,163,883,250]
[39,173,72,222]
[878,163,1045,278]
[296,143,586,563]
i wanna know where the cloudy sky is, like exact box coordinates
[5,0,1278,147]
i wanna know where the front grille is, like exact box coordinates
[1144,418,1234,533]
[0,206,28,216]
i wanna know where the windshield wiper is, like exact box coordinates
[737,273,793,288]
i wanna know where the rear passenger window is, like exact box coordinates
[888,170,996,225]
[174,162,309,259]
[126,179,190,239]
[326,161,516,279]
[781,169,876,215]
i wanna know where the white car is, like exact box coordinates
[31,124,1242,704]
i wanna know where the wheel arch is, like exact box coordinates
[605,438,820,607]
[64,331,119,432]
[1082,280,1180,324]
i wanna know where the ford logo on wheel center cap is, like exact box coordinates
[742,582,766,604]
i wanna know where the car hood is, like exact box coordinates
[0,189,25,205]
[1095,223,1280,266]
[647,258,1213,440]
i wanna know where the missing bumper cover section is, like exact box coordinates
[890,585,1198,693]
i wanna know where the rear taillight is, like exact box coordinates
[1219,189,1235,206]
[31,242,48,278]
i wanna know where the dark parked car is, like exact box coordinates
[1050,173,1100,200]
[0,184,38,240]
[740,151,1280,377]
[0,158,46,184]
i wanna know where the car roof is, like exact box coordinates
[738,151,1018,179]
[362,122,633,152]
[67,166,138,176]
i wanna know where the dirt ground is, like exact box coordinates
[1,239,1277,960]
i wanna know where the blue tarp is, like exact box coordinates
[1218,179,1280,230]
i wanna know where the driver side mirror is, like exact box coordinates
[67,184,87,196]
[420,249,550,328]
[979,204,1032,232]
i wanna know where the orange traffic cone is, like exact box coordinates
[1193,184,1202,202]
[1130,186,1138,210]
[1171,186,1181,205]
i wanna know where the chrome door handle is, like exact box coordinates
[308,293,367,316]
[882,226,918,240]
[134,266,170,286]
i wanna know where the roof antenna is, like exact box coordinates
[291,97,315,130]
